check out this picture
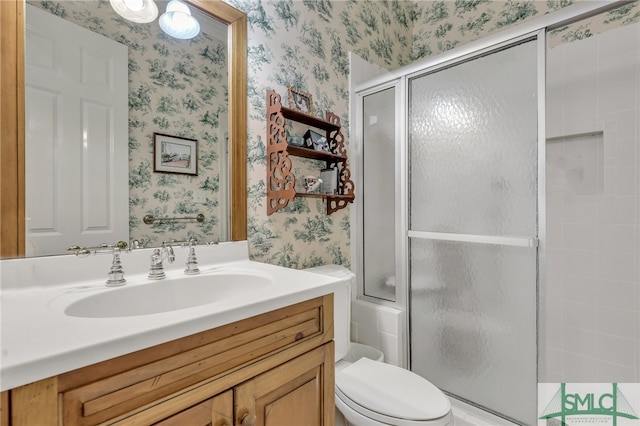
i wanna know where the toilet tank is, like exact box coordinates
[303,265,353,362]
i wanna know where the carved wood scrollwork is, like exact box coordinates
[325,112,355,214]
[266,91,295,215]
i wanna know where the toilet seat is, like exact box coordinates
[336,358,451,425]
[336,387,452,426]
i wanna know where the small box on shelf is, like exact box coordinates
[320,168,338,195]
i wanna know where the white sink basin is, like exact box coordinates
[1,242,343,392]
[63,272,272,318]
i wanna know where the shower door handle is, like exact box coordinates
[408,231,539,248]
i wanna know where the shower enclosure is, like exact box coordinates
[360,35,542,424]
[355,2,637,425]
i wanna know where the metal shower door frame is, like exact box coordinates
[354,0,632,373]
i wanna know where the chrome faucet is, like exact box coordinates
[68,241,128,287]
[148,242,175,280]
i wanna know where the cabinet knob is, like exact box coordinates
[240,412,257,426]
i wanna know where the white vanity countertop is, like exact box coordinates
[0,241,340,391]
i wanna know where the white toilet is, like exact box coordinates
[305,266,453,426]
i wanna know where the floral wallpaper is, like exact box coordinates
[408,0,640,57]
[29,0,228,248]
[28,0,640,269]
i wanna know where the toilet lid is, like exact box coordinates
[336,358,450,421]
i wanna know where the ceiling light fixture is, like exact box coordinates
[109,0,158,23]
[159,0,200,40]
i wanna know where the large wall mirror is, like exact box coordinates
[0,0,247,259]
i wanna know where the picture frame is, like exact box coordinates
[153,133,198,176]
[288,86,313,114]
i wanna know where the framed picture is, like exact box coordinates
[153,133,198,176]
[288,87,313,114]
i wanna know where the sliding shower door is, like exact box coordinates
[408,38,541,424]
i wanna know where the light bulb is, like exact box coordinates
[159,0,200,39]
[123,0,143,11]
[172,12,190,28]
[109,0,158,23]
[165,0,190,14]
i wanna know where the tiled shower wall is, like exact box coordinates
[541,21,640,382]
[351,300,404,367]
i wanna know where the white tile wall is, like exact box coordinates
[350,299,404,366]
[542,21,640,383]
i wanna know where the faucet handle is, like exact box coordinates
[184,245,200,275]
[68,242,128,286]
[165,245,176,263]
[106,249,126,287]
[148,248,166,280]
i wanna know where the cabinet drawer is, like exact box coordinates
[60,295,333,425]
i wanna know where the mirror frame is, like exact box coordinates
[0,0,247,258]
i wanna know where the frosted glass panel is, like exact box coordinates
[410,239,537,424]
[408,40,539,425]
[409,41,538,236]
[362,87,396,301]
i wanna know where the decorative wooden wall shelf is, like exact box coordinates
[266,89,355,215]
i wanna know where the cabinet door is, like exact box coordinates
[1,392,9,426]
[153,390,233,426]
[235,343,334,426]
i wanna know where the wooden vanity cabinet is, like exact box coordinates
[7,295,335,426]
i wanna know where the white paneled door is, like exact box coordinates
[25,5,128,256]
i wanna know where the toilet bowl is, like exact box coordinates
[304,265,453,426]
